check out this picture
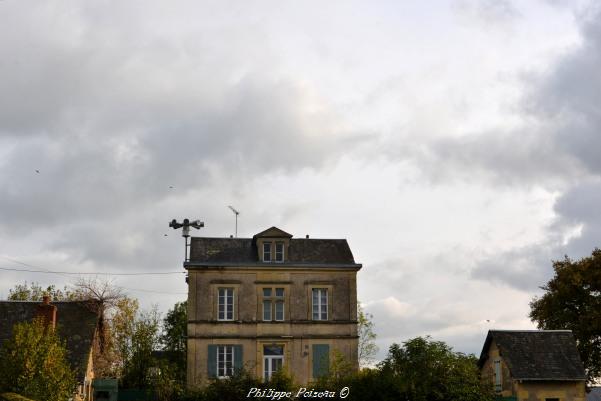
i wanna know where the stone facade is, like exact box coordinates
[185,227,361,386]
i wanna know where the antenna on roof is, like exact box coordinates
[227,206,240,238]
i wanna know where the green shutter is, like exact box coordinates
[207,345,217,378]
[312,344,330,378]
[234,345,243,372]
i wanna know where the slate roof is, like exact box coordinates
[0,300,99,382]
[479,330,586,381]
[186,227,359,267]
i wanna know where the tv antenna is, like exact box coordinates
[169,218,204,262]
[228,206,240,237]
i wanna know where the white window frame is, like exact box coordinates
[275,242,284,262]
[263,346,284,381]
[274,300,284,321]
[217,345,235,378]
[263,242,272,262]
[263,299,272,321]
[218,287,234,321]
[312,288,328,320]
[262,287,285,321]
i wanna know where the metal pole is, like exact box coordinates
[235,214,238,238]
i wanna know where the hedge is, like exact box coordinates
[0,393,36,401]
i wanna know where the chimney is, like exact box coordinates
[36,295,57,330]
[306,234,309,239]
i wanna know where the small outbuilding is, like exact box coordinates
[478,330,587,401]
[0,298,100,401]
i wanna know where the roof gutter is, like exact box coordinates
[184,262,362,270]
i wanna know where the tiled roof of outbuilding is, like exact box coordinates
[0,300,99,382]
[478,330,586,381]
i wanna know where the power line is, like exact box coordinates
[0,255,187,295]
[114,285,187,295]
[0,266,185,276]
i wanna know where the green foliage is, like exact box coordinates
[0,393,36,401]
[160,301,187,382]
[120,308,161,389]
[0,318,77,401]
[161,301,187,353]
[7,281,82,301]
[112,297,140,377]
[530,248,601,384]
[316,349,355,388]
[199,369,262,401]
[380,337,494,401]
[357,303,378,367]
[314,337,493,401]
[151,359,186,401]
[179,368,297,401]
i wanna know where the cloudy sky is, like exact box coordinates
[1,0,600,358]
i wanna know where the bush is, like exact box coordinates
[0,393,36,401]
[179,368,297,401]
[0,318,76,401]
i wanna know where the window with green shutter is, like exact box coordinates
[208,345,243,378]
[233,345,243,372]
[312,344,330,378]
[207,345,217,378]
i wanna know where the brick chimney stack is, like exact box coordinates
[36,295,57,330]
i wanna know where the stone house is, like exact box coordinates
[478,330,587,401]
[185,226,362,386]
[0,297,100,401]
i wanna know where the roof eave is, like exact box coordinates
[516,377,587,381]
[184,262,362,270]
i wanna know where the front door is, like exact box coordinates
[263,345,284,381]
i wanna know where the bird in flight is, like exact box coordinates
[35,169,40,173]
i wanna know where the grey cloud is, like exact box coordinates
[0,1,365,277]
[0,78,354,231]
[418,131,580,186]
[453,0,521,25]
[0,2,360,232]
[471,180,601,290]
[410,6,601,186]
[447,8,601,290]
[471,245,556,291]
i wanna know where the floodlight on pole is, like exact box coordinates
[228,206,240,238]
[169,218,204,262]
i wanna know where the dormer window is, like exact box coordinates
[275,242,284,262]
[263,242,272,262]
[254,227,293,263]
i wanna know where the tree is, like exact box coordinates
[8,281,82,301]
[111,297,141,377]
[120,307,162,389]
[380,337,494,401]
[160,301,187,383]
[530,248,601,384]
[161,301,187,353]
[0,318,77,401]
[357,303,378,368]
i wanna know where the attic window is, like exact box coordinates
[275,242,284,262]
[263,242,271,262]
